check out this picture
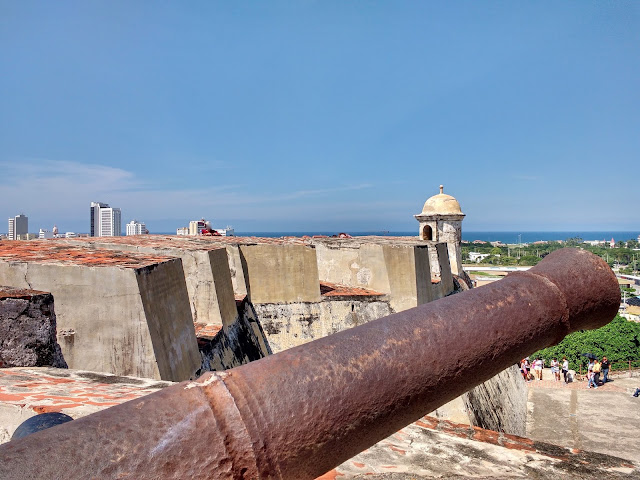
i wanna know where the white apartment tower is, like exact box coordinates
[90,202,108,237]
[100,207,121,237]
[8,214,28,240]
[126,220,147,236]
[90,202,121,237]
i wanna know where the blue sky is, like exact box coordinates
[1,2,638,234]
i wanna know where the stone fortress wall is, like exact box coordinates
[45,232,459,353]
[0,185,525,434]
[0,245,201,382]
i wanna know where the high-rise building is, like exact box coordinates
[90,202,108,237]
[90,202,121,237]
[8,214,28,240]
[100,207,122,237]
[126,220,147,236]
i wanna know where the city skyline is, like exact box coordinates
[1,3,639,233]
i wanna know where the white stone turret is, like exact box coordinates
[414,185,465,276]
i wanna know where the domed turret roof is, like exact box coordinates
[421,185,463,215]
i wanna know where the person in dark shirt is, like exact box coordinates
[601,356,611,384]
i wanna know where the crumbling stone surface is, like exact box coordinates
[198,298,272,372]
[462,364,527,436]
[328,415,639,479]
[0,287,67,368]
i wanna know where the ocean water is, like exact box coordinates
[232,231,640,244]
[156,231,639,244]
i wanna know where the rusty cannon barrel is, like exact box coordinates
[0,248,620,479]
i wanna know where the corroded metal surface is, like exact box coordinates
[0,248,620,479]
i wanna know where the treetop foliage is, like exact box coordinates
[530,315,640,371]
[462,236,640,268]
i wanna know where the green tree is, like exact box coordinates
[518,255,541,266]
[565,237,584,247]
[531,316,640,371]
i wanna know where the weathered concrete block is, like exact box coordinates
[431,243,454,300]
[255,284,392,352]
[0,287,67,369]
[0,244,201,381]
[52,237,238,327]
[225,245,249,296]
[314,238,434,312]
[382,243,433,311]
[239,244,321,304]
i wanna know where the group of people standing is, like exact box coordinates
[586,356,610,389]
[519,356,610,387]
[520,357,546,382]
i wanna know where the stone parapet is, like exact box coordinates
[255,284,392,352]
[312,237,438,312]
[239,243,321,304]
[0,243,201,381]
[51,237,238,327]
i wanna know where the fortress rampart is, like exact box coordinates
[0,248,621,479]
[37,234,460,353]
[0,243,201,381]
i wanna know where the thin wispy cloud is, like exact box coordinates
[512,175,540,181]
[2,158,142,191]
[281,183,374,200]
[0,159,377,227]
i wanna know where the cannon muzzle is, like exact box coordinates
[0,248,620,479]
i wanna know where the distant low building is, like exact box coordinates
[179,218,235,236]
[584,240,607,246]
[17,233,37,240]
[189,219,207,236]
[38,229,54,239]
[469,252,491,263]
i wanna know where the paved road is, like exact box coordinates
[526,375,640,462]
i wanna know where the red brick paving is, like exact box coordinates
[0,368,170,416]
[194,323,223,339]
[0,242,173,268]
[320,282,384,297]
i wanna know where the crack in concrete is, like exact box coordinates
[23,265,33,290]
[569,389,582,451]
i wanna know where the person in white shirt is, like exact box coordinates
[533,357,544,381]
[550,358,560,381]
[562,357,570,383]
